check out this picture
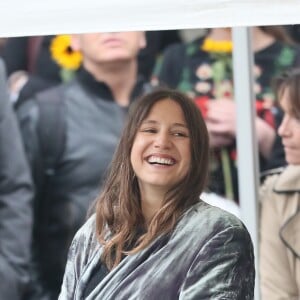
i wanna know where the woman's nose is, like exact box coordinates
[154,131,171,148]
[278,115,291,137]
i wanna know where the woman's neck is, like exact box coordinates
[251,27,275,52]
[207,27,275,52]
[139,186,167,224]
[207,28,232,41]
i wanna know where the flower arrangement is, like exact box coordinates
[201,37,234,200]
[201,38,233,53]
[201,38,233,97]
[50,35,82,82]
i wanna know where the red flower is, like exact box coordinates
[195,96,209,118]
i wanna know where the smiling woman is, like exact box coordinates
[130,99,191,210]
[59,88,255,300]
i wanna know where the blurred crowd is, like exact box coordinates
[0,25,300,299]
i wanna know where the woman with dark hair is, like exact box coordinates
[59,89,255,299]
[260,68,300,299]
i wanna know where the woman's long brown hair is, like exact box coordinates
[95,89,209,269]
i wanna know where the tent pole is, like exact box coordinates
[232,26,260,300]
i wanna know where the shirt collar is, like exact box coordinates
[274,165,300,193]
[76,67,146,104]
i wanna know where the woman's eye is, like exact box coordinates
[294,117,300,126]
[288,112,300,125]
[173,132,188,137]
[141,128,157,133]
[294,113,300,122]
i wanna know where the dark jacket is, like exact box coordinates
[16,68,149,300]
[0,59,33,299]
[59,201,255,299]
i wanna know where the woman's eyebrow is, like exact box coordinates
[141,120,188,128]
[173,123,188,128]
[141,120,157,125]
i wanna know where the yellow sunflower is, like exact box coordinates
[202,38,233,53]
[50,35,82,70]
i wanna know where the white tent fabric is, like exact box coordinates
[0,0,299,37]
[233,27,260,299]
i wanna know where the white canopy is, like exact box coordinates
[0,0,299,37]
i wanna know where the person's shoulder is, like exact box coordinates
[15,84,64,126]
[68,214,98,260]
[163,36,205,56]
[181,201,246,234]
[178,201,252,253]
[34,81,68,100]
[260,166,285,184]
[260,167,285,197]
[273,41,300,64]
[273,165,300,192]
[160,42,186,63]
[63,215,99,287]
[196,200,242,223]
[72,214,97,244]
[16,82,63,110]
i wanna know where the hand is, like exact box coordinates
[206,130,234,148]
[255,117,276,158]
[7,71,29,103]
[206,98,236,148]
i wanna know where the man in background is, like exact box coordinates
[0,58,33,299]
[17,31,151,300]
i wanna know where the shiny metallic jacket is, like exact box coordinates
[59,201,255,299]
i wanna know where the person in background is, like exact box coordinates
[0,58,33,299]
[1,36,61,103]
[59,88,255,299]
[0,38,7,55]
[2,31,180,105]
[285,25,300,44]
[138,30,181,80]
[16,31,150,300]
[260,68,300,299]
[153,26,300,202]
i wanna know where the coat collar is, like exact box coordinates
[272,165,300,259]
[76,67,146,104]
[280,210,300,259]
[274,165,300,193]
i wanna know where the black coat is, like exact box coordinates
[0,58,33,299]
